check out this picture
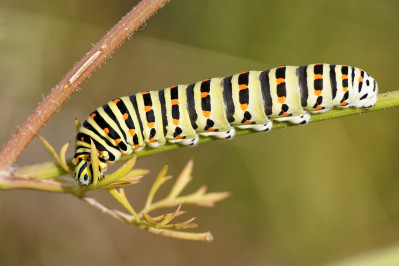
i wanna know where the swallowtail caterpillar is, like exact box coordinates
[73,63,378,186]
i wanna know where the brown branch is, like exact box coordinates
[0,0,170,171]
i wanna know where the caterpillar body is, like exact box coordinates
[73,63,378,185]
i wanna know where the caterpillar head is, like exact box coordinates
[74,158,104,186]
[355,71,378,109]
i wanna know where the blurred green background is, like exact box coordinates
[1,0,399,265]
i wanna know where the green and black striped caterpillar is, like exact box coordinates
[73,63,378,186]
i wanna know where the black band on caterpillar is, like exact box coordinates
[73,63,378,185]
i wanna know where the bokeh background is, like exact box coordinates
[1,0,399,265]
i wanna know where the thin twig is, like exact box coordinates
[82,197,124,221]
[0,0,170,171]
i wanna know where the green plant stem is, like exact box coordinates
[1,91,399,188]
[107,188,140,221]
[0,172,81,195]
[140,226,213,242]
[144,164,170,210]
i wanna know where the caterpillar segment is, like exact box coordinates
[227,71,273,131]
[74,63,378,185]
[163,85,199,145]
[193,77,234,139]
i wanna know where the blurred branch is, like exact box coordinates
[323,242,399,266]
[11,90,399,181]
[0,0,170,171]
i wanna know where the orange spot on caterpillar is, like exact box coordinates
[341,74,348,80]
[80,137,84,141]
[314,90,322,96]
[358,76,363,82]
[149,137,156,143]
[240,103,248,111]
[123,113,129,120]
[207,128,214,132]
[175,135,183,139]
[147,122,155,128]
[122,152,127,156]
[314,105,323,111]
[112,99,120,104]
[173,119,179,126]
[281,112,290,117]
[240,71,249,74]
[134,145,141,150]
[239,84,248,90]
[340,101,348,106]
[277,96,286,104]
[115,139,121,144]
[314,74,323,80]
[277,65,285,68]
[129,129,136,136]
[202,78,210,82]
[141,91,149,95]
[343,87,348,92]
[171,99,179,105]
[104,128,109,134]
[144,105,152,112]
[203,111,211,118]
[200,92,209,98]
[244,120,252,125]
[90,113,96,119]
[77,155,89,162]
[276,78,285,85]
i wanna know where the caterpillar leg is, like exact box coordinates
[274,113,311,125]
[119,146,134,157]
[183,135,200,146]
[199,127,236,139]
[168,135,199,146]
[237,121,273,132]
[134,145,144,152]
[147,139,166,148]
[309,107,332,114]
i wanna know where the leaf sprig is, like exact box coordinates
[32,136,229,241]
[88,159,229,241]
